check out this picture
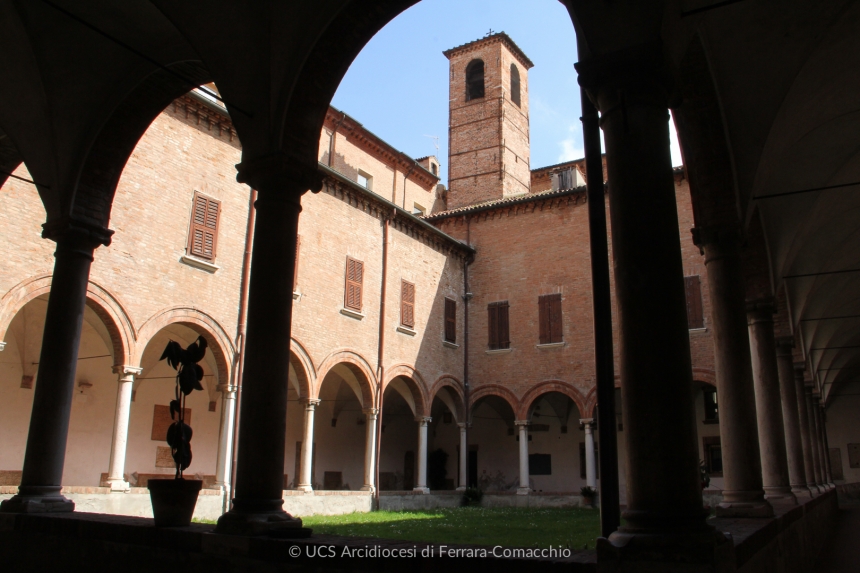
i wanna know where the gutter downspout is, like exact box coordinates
[229,188,257,509]
[374,210,393,507]
[463,216,472,486]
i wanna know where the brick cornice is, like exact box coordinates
[171,95,238,144]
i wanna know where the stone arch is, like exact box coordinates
[0,274,135,366]
[692,368,716,387]
[469,384,520,417]
[71,63,213,230]
[135,307,234,388]
[517,380,587,421]
[583,386,598,418]
[315,349,377,408]
[288,337,316,399]
[382,364,428,418]
[428,375,465,421]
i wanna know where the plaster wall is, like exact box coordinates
[823,382,860,483]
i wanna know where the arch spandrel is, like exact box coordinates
[315,349,377,408]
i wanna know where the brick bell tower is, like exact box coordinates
[443,32,534,210]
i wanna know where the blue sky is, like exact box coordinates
[331,0,682,183]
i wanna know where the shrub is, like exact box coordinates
[460,487,483,507]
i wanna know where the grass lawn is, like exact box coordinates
[300,507,601,549]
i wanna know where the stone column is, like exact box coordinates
[296,398,319,492]
[811,397,833,490]
[746,302,795,504]
[216,158,321,535]
[576,45,727,567]
[414,416,431,493]
[821,408,835,489]
[582,418,597,489]
[1,222,111,514]
[457,422,467,491]
[698,227,771,517]
[795,367,821,495]
[106,365,142,492]
[805,387,825,490]
[515,420,530,495]
[361,408,378,492]
[775,339,810,499]
[214,383,238,492]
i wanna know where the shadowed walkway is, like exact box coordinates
[813,507,860,573]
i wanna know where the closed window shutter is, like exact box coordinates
[401,280,415,328]
[549,294,563,343]
[345,257,363,311]
[685,276,704,329]
[488,303,499,349]
[498,301,510,349]
[538,295,550,344]
[188,193,220,260]
[444,298,456,343]
[293,235,301,291]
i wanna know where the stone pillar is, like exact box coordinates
[811,397,833,489]
[214,383,238,492]
[582,418,597,489]
[106,365,142,492]
[1,222,111,514]
[795,367,821,495]
[775,339,811,499]
[216,158,321,535]
[457,422,467,491]
[746,302,795,504]
[805,387,825,490]
[821,408,835,489]
[361,408,378,492]
[698,227,771,517]
[515,420,530,495]
[296,398,319,492]
[414,416,431,493]
[576,45,730,569]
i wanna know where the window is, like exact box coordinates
[344,257,363,311]
[685,275,704,329]
[703,387,718,422]
[466,59,485,101]
[412,203,426,216]
[703,436,722,476]
[444,298,456,343]
[431,163,438,176]
[357,170,372,190]
[487,301,510,350]
[556,169,574,191]
[529,453,551,475]
[187,192,221,260]
[538,293,563,344]
[293,235,301,292]
[401,280,415,328]
[510,64,521,107]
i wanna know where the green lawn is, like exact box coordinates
[300,507,601,549]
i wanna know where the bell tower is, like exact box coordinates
[443,32,534,210]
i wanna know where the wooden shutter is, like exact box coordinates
[444,298,456,343]
[685,276,704,329]
[401,280,415,328]
[188,193,220,260]
[488,303,499,349]
[539,294,563,344]
[345,257,363,311]
[293,235,301,291]
[498,301,510,349]
[539,295,550,344]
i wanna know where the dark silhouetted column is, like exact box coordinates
[795,366,821,495]
[216,157,321,535]
[804,387,825,491]
[811,397,833,490]
[775,339,811,499]
[747,301,794,504]
[1,221,111,513]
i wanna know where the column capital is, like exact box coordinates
[42,216,113,251]
[416,416,432,425]
[0,341,7,351]
[746,298,775,323]
[112,365,142,378]
[302,397,321,408]
[363,407,379,419]
[692,224,743,258]
[236,154,323,198]
[775,336,795,355]
[216,383,238,394]
[514,420,530,427]
[457,422,471,430]
[579,418,595,427]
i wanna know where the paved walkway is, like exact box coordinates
[813,506,860,573]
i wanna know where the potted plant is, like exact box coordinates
[147,336,208,527]
[580,485,597,507]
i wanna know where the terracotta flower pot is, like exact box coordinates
[148,479,202,527]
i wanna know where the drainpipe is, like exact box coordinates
[328,112,347,168]
[463,216,473,485]
[373,210,393,507]
[229,188,257,509]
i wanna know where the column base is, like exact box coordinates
[360,484,376,493]
[456,486,467,491]
[763,487,797,505]
[715,500,773,518]
[215,499,310,537]
[295,485,314,493]
[107,479,130,492]
[412,487,430,494]
[790,486,814,501]
[516,487,531,496]
[597,527,735,573]
[0,486,75,514]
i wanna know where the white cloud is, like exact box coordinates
[558,117,683,167]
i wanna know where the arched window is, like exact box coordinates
[466,59,485,101]
[511,64,521,107]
